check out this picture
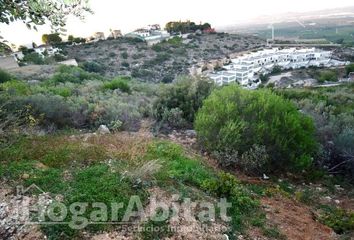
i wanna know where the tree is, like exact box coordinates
[42,33,62,45]
[68,35,74,42]
[165,21,212,34]
[0,0,91,45]
[201,23,211,30]
[73,37,86,43]
[195,85,317,172]
[0,0,91,30]
[0,42,12,55]
[18,45,33,55]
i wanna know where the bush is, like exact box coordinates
[80,61,105,73]
[49,86,72,97]
[103,78,131,93]
[0,80,30,96]
[154,76,214,129]
[345,63,354,76]
[271,65,282,74]
[0,69,13,83]
[121,61,130,68]
[22,52,45,65]
[278,85,354,180]
[319,206,354,234]
[201,172,260,231]
[51,65,99,84]
[158,107,188,129]
[316,70,338,83]
[259,74,269,83]
[121,52,128,59]
[90,96,143,131]
[240,145,269,175]
[195,85,317,172]
[7,94,87,128]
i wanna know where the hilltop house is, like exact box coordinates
[207,48,348,88]
[11,51,24,61]
[34,45,60,56]
[109,30,122,39]
[87,32,106,42]
[125,24,171,45]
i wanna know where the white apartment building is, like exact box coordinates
[208,48,347,88]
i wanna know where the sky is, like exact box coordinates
[1,0,354,47]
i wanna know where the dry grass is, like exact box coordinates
[85,132,152,164]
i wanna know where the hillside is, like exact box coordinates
[62,33,264,82]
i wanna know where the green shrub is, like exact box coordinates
[278,85,354,180]
[121,61,130,68]
[271,65,282,74]
[319,206,354,234]
[7,94,87,128]
[195,85,317,172]
[51,65,99,84]
[316,70,338,83]
[103,78,131,93]
[0,69,13,83]
[154,76,214,129]
[48,86,72,97]
[141,213,172,240]
[202,172,260,232]
[166,36,182,45]
[0,80,30,95]
[80,61,105,73]
[121,52,128,59]
[147,141,214,187]
[345,63,354,75]
[22,52,45,64]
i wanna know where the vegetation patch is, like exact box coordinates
[103,77,131,93]
[195,85,317,173]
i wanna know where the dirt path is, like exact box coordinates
[262,196,336,240]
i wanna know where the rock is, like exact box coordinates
[185,130,197,137]
[97,125,110,134]
[262,173,270,180]
[323,196,332,202]
[27,80,40,85]
[21,174,30,179]
[82,133,94,141]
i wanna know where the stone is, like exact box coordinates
[262,173,270,180]
[21,174,30,179]
[97,125,110,134]
[323,196,332,202]
[185,130,197,137]
[27,80,40,85]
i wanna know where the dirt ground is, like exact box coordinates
[262,196,336,240]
